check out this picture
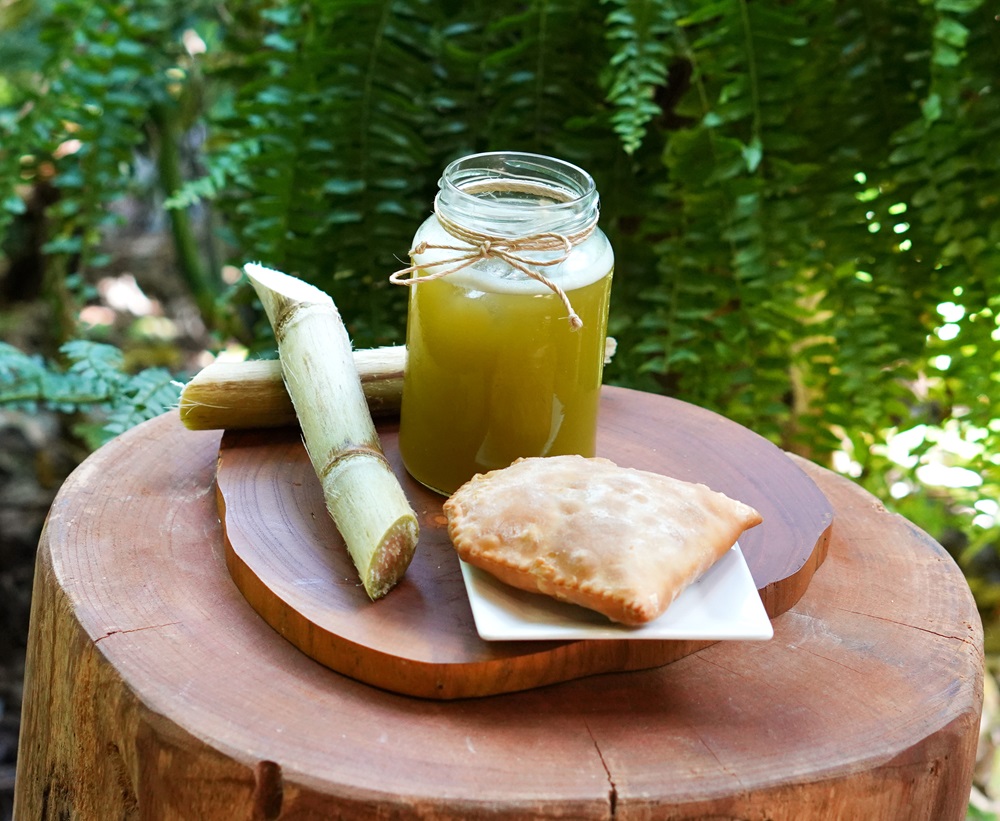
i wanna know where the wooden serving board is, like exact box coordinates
[217,386,833,699]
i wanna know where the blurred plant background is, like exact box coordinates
[1,0,998,816]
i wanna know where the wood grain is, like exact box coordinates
[14,403,983,820]
[216,386,834,698]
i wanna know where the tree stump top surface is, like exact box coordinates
[17,388,984,819]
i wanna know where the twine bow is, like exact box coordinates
[390,186,596,330]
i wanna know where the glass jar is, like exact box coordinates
[396,151,614,496]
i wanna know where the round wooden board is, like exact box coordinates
[217,386,833,699]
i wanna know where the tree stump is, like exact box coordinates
[15,390,983,820]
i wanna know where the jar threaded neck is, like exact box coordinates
[437,152,599,238]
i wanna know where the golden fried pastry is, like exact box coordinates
[444,455,763,625]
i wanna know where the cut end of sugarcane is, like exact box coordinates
[244,262,333,306]
[365,515,420,600]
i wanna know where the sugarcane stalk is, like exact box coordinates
[242,263,418,600]
[179,347,404,430]
[179,338,617,432]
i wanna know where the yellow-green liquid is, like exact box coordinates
[398,268,613,495]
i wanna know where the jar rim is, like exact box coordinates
[439,151,597,208]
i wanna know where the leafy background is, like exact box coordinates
[1,0,999,816]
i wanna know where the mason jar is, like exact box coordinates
[394,151,614,496]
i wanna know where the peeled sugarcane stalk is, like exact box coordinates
[179,338,617,432]
[179,347,404,430]
[242,263,419,600]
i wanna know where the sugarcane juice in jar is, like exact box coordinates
[399,250,613,496]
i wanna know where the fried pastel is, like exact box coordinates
[444,455,763,626]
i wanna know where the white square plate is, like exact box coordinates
[459,543,773,641]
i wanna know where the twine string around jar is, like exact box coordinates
[389,181,598,330]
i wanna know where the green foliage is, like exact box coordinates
[165,0,614,343]
[0,341,182,446]
[0,0,221,339]
[1,1,998,614]
[185,0,443,343]
[967,805,998,821]
[602,0,677,154]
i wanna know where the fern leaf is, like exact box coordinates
[0,343,47,408]
[104,369,182,435]
[602,0,678,154]
[61,340,127,398]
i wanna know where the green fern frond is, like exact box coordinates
[0,341,182,444]
[164,139,262,209]
[0,342,48,408]
[602,0,678,154]
[104,368,183,435]
[62,340,127,395]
